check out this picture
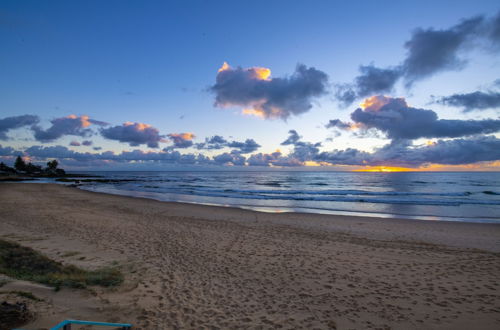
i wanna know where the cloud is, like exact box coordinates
[435,91,500,112]
[195,135,228,150]
[281,130,301,146]
[325,119,351,130]
[246,150,303,167]
[335,66,402,106]
[213,151,246,166]
[316,148,371,166]
[402,16,483,85]
[82,140,93,146]
[316,135,500,167]
[227,139,260,154]
[100,122,164,148]
[335,95,500,140]
[0,145,17,156]
[69,141,81,146]
[486,11,500,48]
[0,115,39,140]
[211,62,328,119]
[166,133,195,149]
[32,115,107,142]
[196,135,261,153]
[280,130,321,162]
[335,13,499,105]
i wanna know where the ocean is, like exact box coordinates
[56,171,500,223]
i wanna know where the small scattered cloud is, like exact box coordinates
[0,115,39,140]
[211,62,328,119]
[69,141,81,146]
[82,140,93,146]
[100,122,164,148]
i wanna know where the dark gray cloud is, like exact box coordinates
[336,13,499,105]
[316,148,371,166]
[341,96,500,140]
[281,130,301,146]
[402,16,483,85]
[325,119,350,130]
[435,91,500,112]
[82,140,93,146]
[227,139,260,154]
[195,135,228,150]
[0,115,39,140]
[212,63,328,119]
[213,151,246,166]
[0,145,17,156]
[246,151,303,167]
[317,136,500,167]
[196,135,261,153]
[32,115,107,143]
[355,65,402,97]
[280,130,321,162]
[487,11,500,47]
[166,133,195,149]
[100,122,164,148]
[335,66,402,106]
[69,141,81,146]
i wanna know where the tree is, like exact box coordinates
[46,160,58,171]
[14,156,26,172]
[25,162,42,174]
[0,162,16,173]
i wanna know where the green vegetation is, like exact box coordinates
[0,240,123,290]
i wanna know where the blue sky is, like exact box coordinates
[1,0,499,170]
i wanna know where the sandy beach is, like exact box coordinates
[0,183,499,329]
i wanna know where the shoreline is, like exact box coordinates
[1,183,499,329]
[80,184,500,223]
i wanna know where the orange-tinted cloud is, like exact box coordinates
[212,62,328,120]
[101,122,164,148]
[32,115,107,142]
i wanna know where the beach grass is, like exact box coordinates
[0,239,123,290]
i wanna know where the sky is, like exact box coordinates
[1,0,499,171]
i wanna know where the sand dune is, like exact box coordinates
[0,183,499,329]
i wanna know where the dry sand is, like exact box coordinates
[0,183,499,329]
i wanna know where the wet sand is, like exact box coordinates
[0,183,499,329]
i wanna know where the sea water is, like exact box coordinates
[66,171,500,223]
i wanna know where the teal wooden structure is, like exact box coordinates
[50,320,132,330]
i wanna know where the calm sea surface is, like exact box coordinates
[58,171,500,223]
